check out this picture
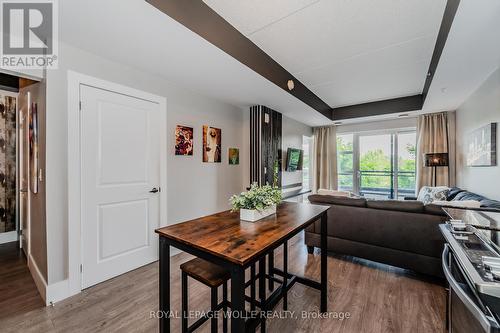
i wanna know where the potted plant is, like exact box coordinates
[230,183,282,222]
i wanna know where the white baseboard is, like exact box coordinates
[46,279,75,305]
[28,254,47,305]
[0,231,18,244]
[44,249,182,305]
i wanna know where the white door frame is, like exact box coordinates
[67,71,167,295]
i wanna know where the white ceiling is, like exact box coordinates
[58,0,500,127]
[423,0,500,112]
[204,0,447,107]
[58,0,331,126]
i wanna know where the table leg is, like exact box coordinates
[282,241,288,311]
[181,271,188,333]
[320,212,328,313]
[268,251,274,291]
[250,264,256,312]
[230,266,246,333]
[223,282,228,333]
[259,258,266,333]
[159,237,170,333]
[211,287,218,333]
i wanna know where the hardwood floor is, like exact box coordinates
[0,233,446,333]
[0,241,45,321]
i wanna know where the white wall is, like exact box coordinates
[282,116,312,194]
[46,42,249,284]
[456,67,500,200]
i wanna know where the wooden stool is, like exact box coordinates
[181,258,230,333]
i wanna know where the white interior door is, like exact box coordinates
[81,85,161,289]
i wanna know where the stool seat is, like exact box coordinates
[180,258,230,288]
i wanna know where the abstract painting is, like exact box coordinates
[202,125,221,163]
[30,102,39,193]
[0,94,17,233]
[175,125,193,156]
[229,148,239,165]
[467,123,497,167]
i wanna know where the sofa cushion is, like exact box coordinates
[453,191,485,202]
[447,187,465,201]
[320,204,446,258]
[366,199,424,213]
[432,200,481,208]
[308,194,366,207]
[480,199,500,210]
[448,189,500,210]
[317,189,353,197]
[424,204,448,216]
[417,186,449,204]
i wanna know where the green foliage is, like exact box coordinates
[337,137,353,172]
[230,183,282,211]
[336,136,416,190]
[337,137,354,188]
[405,143,416,159]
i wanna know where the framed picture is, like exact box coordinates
[29,102,39,194]
[202,125,221,163]
[175,125,193,156]
[467,123,497,167]
[229,148,239,165]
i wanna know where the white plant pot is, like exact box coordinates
[240,205,277,222]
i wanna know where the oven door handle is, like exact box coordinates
[442,244,495,332]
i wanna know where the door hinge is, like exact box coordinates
[80,264,83,273]
[79,101,82,111]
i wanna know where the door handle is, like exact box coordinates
[149,187,160,193]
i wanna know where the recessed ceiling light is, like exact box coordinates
[287,80,295,91]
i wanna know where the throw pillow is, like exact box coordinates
[417,186,450,205]
[317,189,354,197]
[432,200,481,208]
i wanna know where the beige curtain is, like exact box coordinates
[312,126,338,192]
[416,112,456,191]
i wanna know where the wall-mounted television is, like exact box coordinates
[285,148,303,171]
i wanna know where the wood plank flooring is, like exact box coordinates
[0,233,446,332]
[0,241,45,321]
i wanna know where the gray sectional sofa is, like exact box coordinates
[306,195,447,277]
[306,188,500,278]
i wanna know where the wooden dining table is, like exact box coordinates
[155,201,330,333]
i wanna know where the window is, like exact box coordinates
[397,132,417,199]
[337,134,354,191]
[359,133,392,199]
[336,130,416,199]
[302,136,312,191]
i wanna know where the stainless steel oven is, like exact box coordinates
[443,244,500,332]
